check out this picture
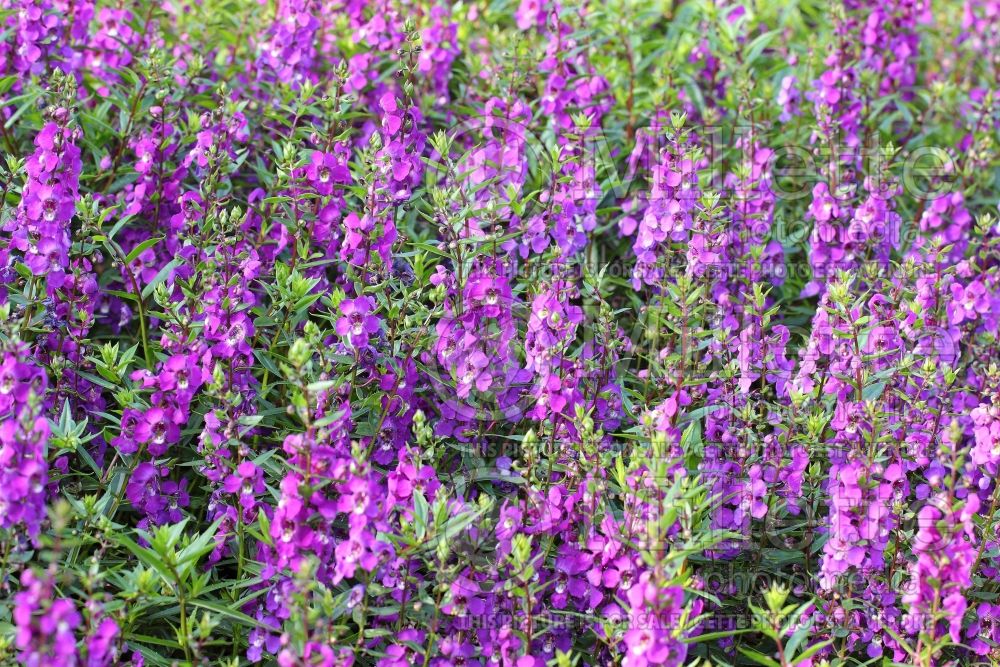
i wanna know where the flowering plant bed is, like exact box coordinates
[1,0,999,666]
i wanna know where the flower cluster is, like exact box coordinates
[0,346,49,541]
[1,1,1000,666]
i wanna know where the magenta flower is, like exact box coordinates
[134,407,180,456]
[336,296,381,348]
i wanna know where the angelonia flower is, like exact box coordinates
[336,296,380,348]
[340,89,424,274]
[417,5,459,103]
[918,189,972,259]
[3,0,92,77]
[286,144,351,262]
[0,346,49,541]
[83,615,120,667]
[818,457,899,589]
[7,117,81,290]
[124,461,190,531]
[621,573,688,667]
[1,1,1000,666]
[14,570,81,667]
[85,7,142,95]
[427,259,529,438]
[859,0,930,98]
[123,110,186,237]
[620,116,700,289]
[524,273,585,428]
[537,6,611,134]
[256,0,322,86]
[268,393,375,584]
[971,401,1000,467]
[903,493,978,644]
[959,0,1000,61]
[776,74,800,122]
[456,96,532,239]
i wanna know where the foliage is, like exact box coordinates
[1,0,999,666]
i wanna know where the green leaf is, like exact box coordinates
[186,598,263,628]
[792,638,835,665]
[684,628,756,643]
[111,532,173,583]
[737,647,782,667]
[141,258,180,299]
[126,236,164,265]
[862,381,887,402]
[413,490,429,541]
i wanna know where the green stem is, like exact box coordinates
[166,560,194,663]
[107,240,154,368]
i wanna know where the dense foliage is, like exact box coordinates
[1,0,999,665]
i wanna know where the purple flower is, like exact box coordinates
[134,407,180,456]
[14,569,82,666]
[336,296,380,348]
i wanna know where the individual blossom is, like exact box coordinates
[336,296,381,348]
